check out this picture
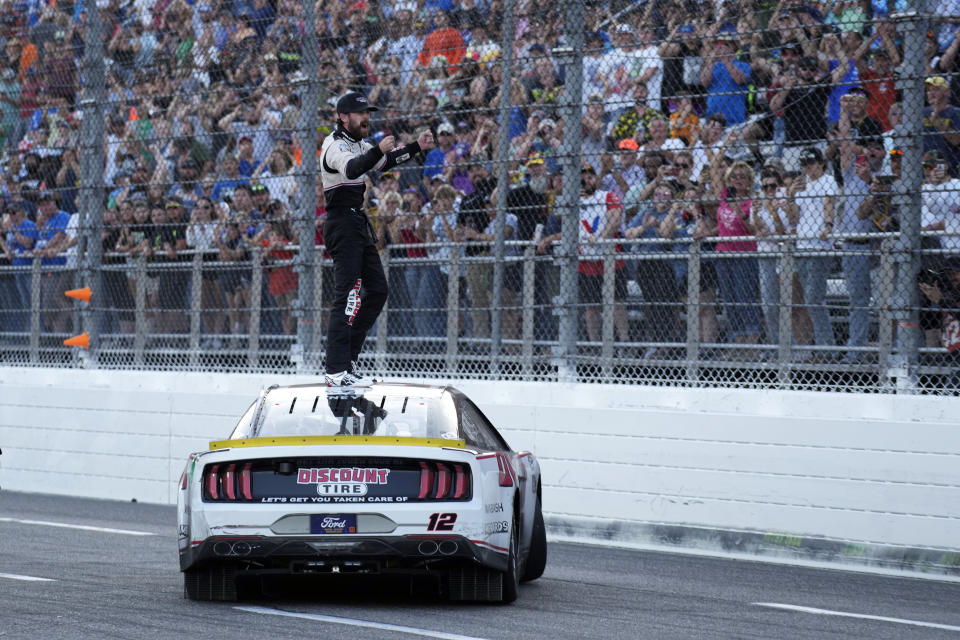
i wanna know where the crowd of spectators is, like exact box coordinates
[0,0,958,361]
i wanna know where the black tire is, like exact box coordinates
[500,513,520,604]
[183,564,238,602]
[521,499,547,582]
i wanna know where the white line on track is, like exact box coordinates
[0,572,56,582]
[754,602,960,633]
[235,605,492,640]
[0,517,155,536]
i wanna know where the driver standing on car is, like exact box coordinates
[321,92,435,387]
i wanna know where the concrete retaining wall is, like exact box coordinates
[1,367,958,576]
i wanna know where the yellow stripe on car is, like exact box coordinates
[208,435,467,450]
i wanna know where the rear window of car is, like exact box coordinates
[232,387,461,442]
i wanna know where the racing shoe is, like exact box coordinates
[324,370,373,389]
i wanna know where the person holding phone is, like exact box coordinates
[793,147,839,360]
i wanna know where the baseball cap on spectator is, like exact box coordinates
[581,164,597,174]
[860,136,884,149]
[799,147,824,165]
[336,92,379,114]
[615,24,631,34]
[847,86,868,97]
[781,42,799,55]
[587,94,603,104]
[129,192,148,205]
[924,149,946,163]
[181,158,198,168]
[238,136,253,144]
[437,122,455,135]
[456,121,471,132]
[926,76,949,89]
[403,186,422,196]
[538,118,557,132]
[526,152,545,167]
[618,138,640,151]
[763,157,786,173]
[37,190,55,203]
[165,198,184,209]
[798,56,818,69]
[250,184,268,194]
[431,173,448,183]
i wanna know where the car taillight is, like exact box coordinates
[496,453,516,487]
[203,463,255,502]
[418,461,471,500]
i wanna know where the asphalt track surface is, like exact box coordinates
[1,492,959,640]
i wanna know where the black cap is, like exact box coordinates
[799,147,824,164]
[798,56,818,69]
[336,92,379,114]
[581,164,597,174]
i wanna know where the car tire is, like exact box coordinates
[500,513,520,604]
[183,564,238,602]
[521,498,547,582]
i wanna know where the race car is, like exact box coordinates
[177,381,546,603]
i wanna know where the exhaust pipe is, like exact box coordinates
[438,540,458,555]
[417,541,439,555]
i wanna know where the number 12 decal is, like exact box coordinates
[427,513,457,531]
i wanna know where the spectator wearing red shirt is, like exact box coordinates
[416,10,465,73]
[854,25,901,131]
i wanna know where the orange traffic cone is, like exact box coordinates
[65,287,92,303]
[63,332,90,349]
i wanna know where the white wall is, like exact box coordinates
[2,367,959,571]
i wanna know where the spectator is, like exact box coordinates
[751,169,791,345]
[260,217,298,336]
[601,139,644,203]
[457,187,521,345]
[420,183,461,339]
[417,9,465,73]
[100,205,135,342]
[211,155,249,204]
[700,33,751,127]
[690,113,727,183]
[855,26,901,131]
[151,199,191,335]
[792,147,839,358]
[0,201,36,333]
[837,129,884,363]
[625,180,682,352]
[575,164,629,343]
[668,93,699,147]
[921,150,960,246]
[640,116,685,161]
[611,81,665,144]
[186,196,226,348]
[769,55,838,171]
[582,94,609,170]
[424,121,455,182]
[374,190,415,336]
[922,76,960,174]
[215,212,253,349]
[33,191,72,335]
[711,160,762,348]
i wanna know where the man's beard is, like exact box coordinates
[346,120,369,139]
[581,183,597,196]
[529,174,549,194]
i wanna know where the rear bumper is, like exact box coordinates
[179,534,507,575]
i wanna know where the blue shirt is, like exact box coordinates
[827,58,859,124]
[37,211,70,266]
[705,60,751,126]
[6,218,37,265]
[211,178,249,204]
[423,148,446,179]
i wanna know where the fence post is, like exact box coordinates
[133,255,147,367]
[521,226,542,375]
[778,240,795,385]
[189,250,203,367]
[29,256,41,363]
[445,248,460,375]
[248,249,263,369]
[601,250,616,376]
[685,240,702,382]
[375,249,389,373]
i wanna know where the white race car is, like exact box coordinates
[177,382,546,603]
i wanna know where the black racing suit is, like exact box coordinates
[320,125,421,374]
